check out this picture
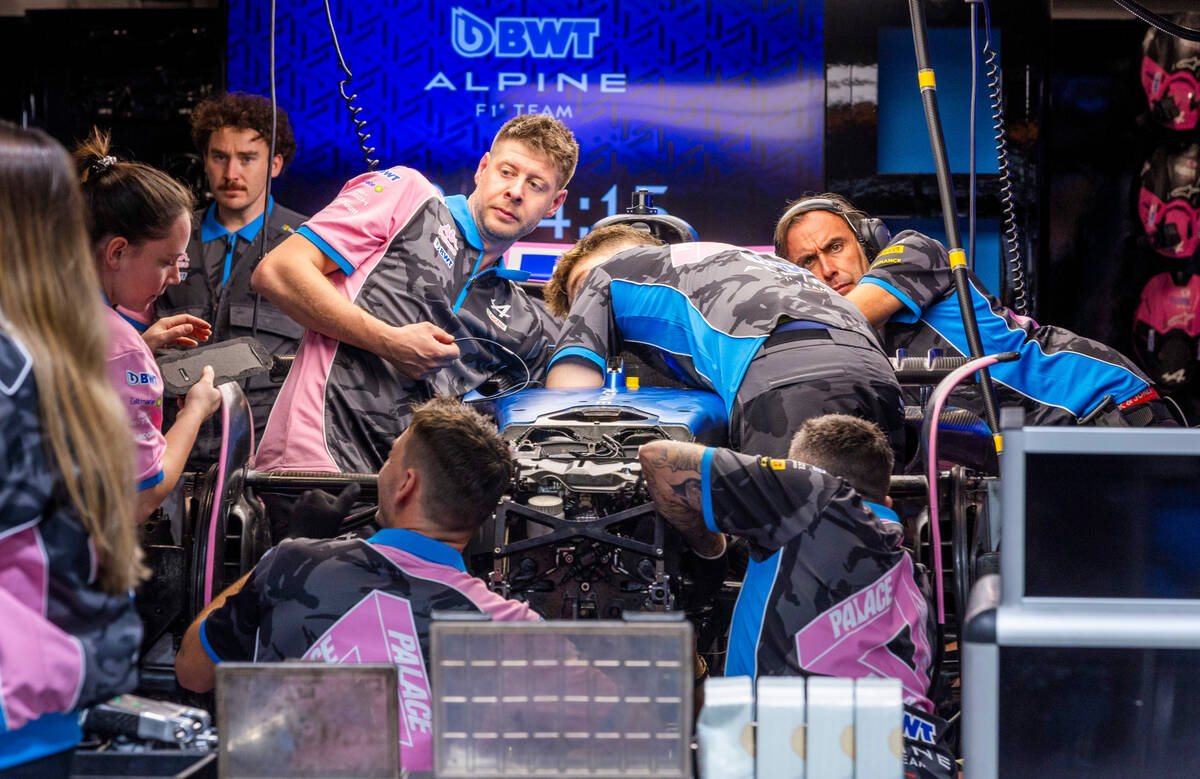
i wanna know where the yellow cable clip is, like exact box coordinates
[993,433,1003,454]
[949,249,967,268]
[918,69,936,90]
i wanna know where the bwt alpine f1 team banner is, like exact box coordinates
[227,0,823,251]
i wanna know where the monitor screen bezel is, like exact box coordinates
[1000,425,1200,608]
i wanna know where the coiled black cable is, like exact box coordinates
[323,0,379,171]
[980,0,1029,317]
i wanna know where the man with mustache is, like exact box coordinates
[153,92,309,464]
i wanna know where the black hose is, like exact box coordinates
[1110,0,1200,42]
[907,0,1003,446]
[247,0,277,355]
[968,0,979,272]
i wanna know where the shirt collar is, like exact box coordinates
[443,194,530,281]
[863,500,900,525]
[444,194,483,252]
[200,195,275,244]
[367,528,467,572]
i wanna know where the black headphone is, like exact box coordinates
[779,197,892,260]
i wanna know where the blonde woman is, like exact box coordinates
[0,122,146,776]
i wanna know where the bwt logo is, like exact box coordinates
[451,7,600,59]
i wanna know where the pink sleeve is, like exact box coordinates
[0,586,84,731]
[105,342,166,490]
[297,167,439,275]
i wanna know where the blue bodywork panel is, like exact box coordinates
[489,387,728,441]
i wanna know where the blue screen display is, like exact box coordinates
[227,1,824,249]
[877,26,1001,175]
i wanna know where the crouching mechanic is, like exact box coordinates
[175,397,540,771]
[638,415,955,779]
[543,225,906,460]
[776,195,1176,426]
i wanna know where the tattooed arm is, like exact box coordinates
[638,440,726,558]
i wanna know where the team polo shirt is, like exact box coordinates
[700,447,935,713]
[862,230,1156,424]
[102,304,166,491]
[155,199,307,468]
[0,327,142,769]
[255,166,557,474]
[548,242,882,413]
[159,197,308,348]
[199,529,539,770]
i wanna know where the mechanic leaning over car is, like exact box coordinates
[249,115,578,477]
[543,225,906,460]
[776,194,1178,427]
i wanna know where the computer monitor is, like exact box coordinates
[964,423,1200,779]
[999,424,1200,605]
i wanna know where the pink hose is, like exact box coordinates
[924,354,1004,624]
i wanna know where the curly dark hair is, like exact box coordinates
[190,92,298,168]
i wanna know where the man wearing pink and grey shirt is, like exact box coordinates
[251,115,579,475]
[175,398,539,772]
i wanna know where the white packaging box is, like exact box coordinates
[755,676,806,779]
[853,678,903,779]
[697,676,755,779]
[805,677,854,779]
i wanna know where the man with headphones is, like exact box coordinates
[775,194,1176,427]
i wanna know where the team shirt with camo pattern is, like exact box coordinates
[198,529,539,770]
[0,327,141,768]
[256,167,558,474]
[701,447,935,713]
[862,230,1156,423]
[549,242,883,413]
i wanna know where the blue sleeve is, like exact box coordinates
[700,447,718,533]
[859,276,922,322]
[297,226,355,276]
[547,346,606,371]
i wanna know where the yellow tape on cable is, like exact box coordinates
[949,249,967,268]
[918,69,936,89]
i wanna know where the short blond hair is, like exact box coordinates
[543,225,663,317]
[492,115,579,189]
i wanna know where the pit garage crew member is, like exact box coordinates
[155,92,308,462]
[776,194,1177,427]
[0,122,144,775]
[250,115,578,474]
[175,398,540,772]
[542,225,905,459]
[638,415,954,779]
[76,131,223,522]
